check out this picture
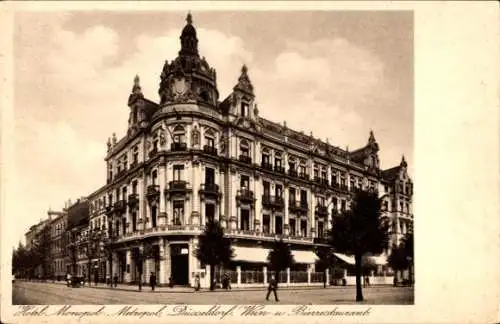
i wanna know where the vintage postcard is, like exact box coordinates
[1,1,498,324]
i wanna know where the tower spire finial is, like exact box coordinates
[186,11,193,25]
[132,74,142,94]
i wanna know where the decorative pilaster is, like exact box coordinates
[284,186,289,235]
[125,249,132,283]
[159,165,166,226]
[253,176,261,231]
[192,161,201,224]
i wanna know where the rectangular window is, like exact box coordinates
[240,209,250,231]
[341,200,346,211]
[205,167,215,184]
[132,181,138,194]
[152,170,158,185]
[115,188,120,201]
[263,181,270,196]
[275,158,282,167]
[263,215,270,234]
[240,147,249,156]
[318,221,324,238]
[173,165,184,181]
[206,137,214,147]
[300,190,307,205]
[299,165,306,175]
[321,171,327,180]
[300,220,307,237]
[173,134,185,143]
[289,188,296,204]
[173,201,184,225]
[262,154,270,164]
[275,216,282,234]
[122,187,127,200]
[133,147,139,164]
[240,175,250,189]
[289,162,295,171]
[275,184,283,198]
[314,169,319,178]
[289,218,296,236]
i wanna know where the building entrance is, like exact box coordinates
[170,244,189,285]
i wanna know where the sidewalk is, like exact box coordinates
[22,279,394,293]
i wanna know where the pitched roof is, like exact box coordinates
[381,166,400,181]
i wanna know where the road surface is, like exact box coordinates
[13,281,413,305]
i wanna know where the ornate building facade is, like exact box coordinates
[83,13,413,287]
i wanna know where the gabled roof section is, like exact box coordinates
[381,166,400,181]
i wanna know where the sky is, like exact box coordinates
[12,10,413,246]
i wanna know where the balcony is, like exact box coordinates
[288,169,298,177]
[199,183,220,200]
[314,177,329,187]
[115,168,128,180]
[127,193,139,208]
[274,165,285,173]
[148,147,158,158]
[203,145,218,156]
[315,205,328,217]
[236,189,254,204]
[239,155,252,164]
[331,182,349,193]
[113,200,127,214]
[261,161,273,170]
[165,181,190,198]
[146,185,160,200]
[262,195,285,211]
[171,142,187,152]
[289,200,309,215]
[299,173,309,180]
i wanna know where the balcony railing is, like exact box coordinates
[315,205,328,216]
[237,189,254,203]
[239,155,252,164]
[314,177,329,186]
[262,195,285,211]
[203,145,218,156]
[127,193,139,208]
[274,165,285,173]
[289,200,309,214]
[146,185,160,199]
[113,200,127,213]
[261,161,273,170]
[148,147,158,158]
[299,173,309,180]
[331,182,349,192]
[169,180,187,191]
[288,169,298,177]
[171,142,187,152]
[199,183,220,199]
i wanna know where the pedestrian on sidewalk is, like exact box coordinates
[66,272,72,287]
[113,273,118,288]
[194,274,200,291]
[266,274,279,302]
[106,273,111,287]
[149,272,156,291]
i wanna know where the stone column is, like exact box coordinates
[236,265,241,286]
[325,268,330,286]
[254,141,261,165]
[284,186,289,235]
[308,189,313,237]
[125,249,132,283]
[231,172,238,220]
[159,238,167,285]
[192,162,201,225]
[307,265,312,285]
[138,177,145,230]
[286,267,290,285]
[253,176,261,231]
[159,165,167,226]
[327,166,332,186]
[165,163,172,225]
[263,266,268,285]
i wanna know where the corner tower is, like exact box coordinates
[158,12,219,107]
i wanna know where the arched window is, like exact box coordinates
[173,125,186,143]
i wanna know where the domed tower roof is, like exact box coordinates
[179,12,198,57]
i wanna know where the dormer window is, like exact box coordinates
[241,102,249,116]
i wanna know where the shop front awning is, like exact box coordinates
[292,250,319,264]
[333,253,356,265]
[232,247,319,264]
[232,246,269,263]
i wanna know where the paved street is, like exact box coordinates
[13,281,413,305]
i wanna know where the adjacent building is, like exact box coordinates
[48,209,68,280]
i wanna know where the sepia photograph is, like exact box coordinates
[10,9,414,306]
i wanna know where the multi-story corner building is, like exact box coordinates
[24,218,51,278]
[84,13,413,287]
[48,209,68,280]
